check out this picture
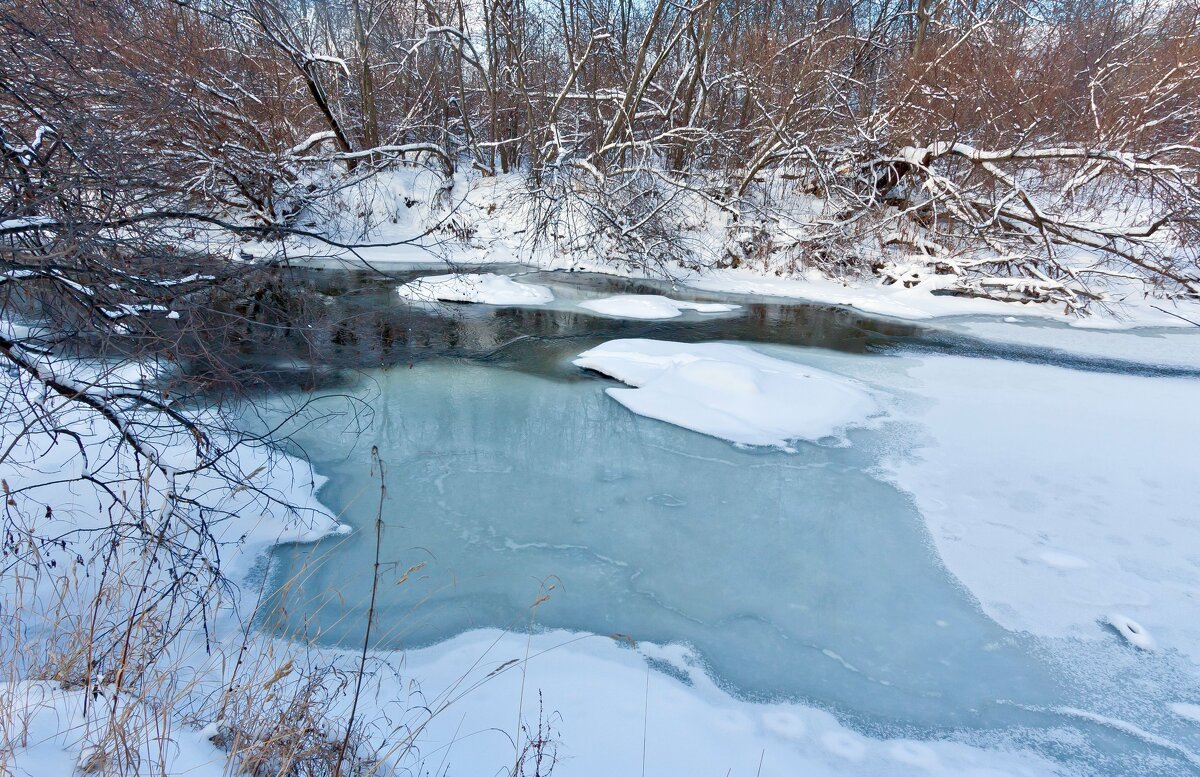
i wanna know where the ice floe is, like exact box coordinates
[578,294,739,319]
[573,339,878,447]
[397,272,554,305]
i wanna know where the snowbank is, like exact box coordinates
[0,215,54,231]
[574,339,879,447]
[0,365,346,588]
[396,272,553,305]
[1,628,1062,777]
[686,267,1200,328]
[229,168,1200,330]
[0,358,350,776]
[687,270,944,320]
[1,681,227,777]
[384,630,1061,777]
[577,294,739,319]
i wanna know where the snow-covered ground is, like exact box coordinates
[3,627,1064,777]
[239,168,1200,331]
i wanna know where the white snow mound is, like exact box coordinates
[1108,613,1157,651]
[578,294,739,319]
[574,339,878,447]
[397,273,553,305]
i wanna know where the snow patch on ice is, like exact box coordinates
[1025,550,1091,571]
[761,710,808,740]
[881,353,1200,658]
[397,273,553,305]
[577,294,739,319]
[1107,613,1156,651]
[1170,703,1200,723]
[573,339,879,447]
[388,630,1062,777]
[821,730,868,761]
[889,741,942,770]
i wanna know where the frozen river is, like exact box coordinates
[252,268,1200,776]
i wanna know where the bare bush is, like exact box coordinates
[6,0,1198,308]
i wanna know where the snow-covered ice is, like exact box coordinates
[0,629,1064,777]
[935,317,1200,370]
[573,339,878,447]
[1107,613,1157,651]
[577,294,739,319]
[880,352,1200,658]
[1172,704,1200,724]
[396,272,554,305]
[263,345,1200,775]
[234,325,1200,774]
[389,631,1062,777]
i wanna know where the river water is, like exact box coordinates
[250,267,1200,775]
